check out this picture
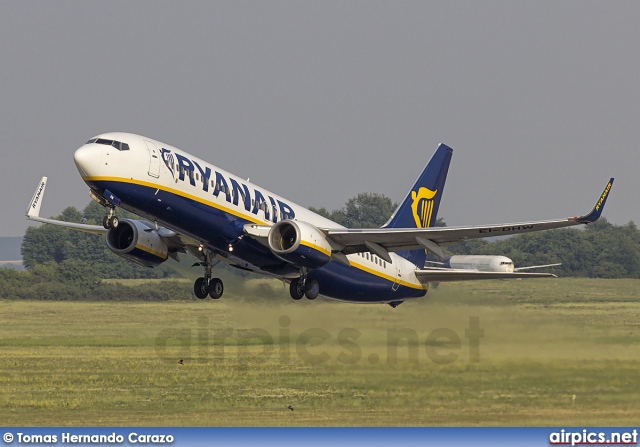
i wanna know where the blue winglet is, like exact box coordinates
[575,178,614,224]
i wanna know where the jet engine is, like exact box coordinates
[268,220,333,269]
[105,219,169,267]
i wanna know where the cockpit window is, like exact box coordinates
[90,138,129,151]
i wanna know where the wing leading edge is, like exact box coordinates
[26,177,106,235]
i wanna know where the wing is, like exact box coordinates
[514,263,562,271]
[25,177,193,260]
[323,178,614,259]
[26,177,107,235]
[415,269,556,283]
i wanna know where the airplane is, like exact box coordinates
[425,255,561,273]
[26,132,614,307]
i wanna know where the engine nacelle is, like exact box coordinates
[106,219,169,267]
[268,220,333,269]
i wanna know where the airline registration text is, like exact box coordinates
[479,225,535,234]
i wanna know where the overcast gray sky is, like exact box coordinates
[1,1,637,236]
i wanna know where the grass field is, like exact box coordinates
[1,278,639,426]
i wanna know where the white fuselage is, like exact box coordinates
[447,255,515,273]
[73,132,427,303]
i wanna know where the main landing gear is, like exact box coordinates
[193,251,224,300]
[289,268,319,300]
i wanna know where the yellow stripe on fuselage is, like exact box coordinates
[83,176,267,226]
[348,260,425,290]
[86,176,425,290]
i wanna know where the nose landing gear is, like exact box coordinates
[102,206,119,229]
[91,189,122,229]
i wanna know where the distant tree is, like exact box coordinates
[446,217,640,278]
[307,206,332,220]
[311,193,448,229]
[310,192,398,228]
[433,217,447,228]
[341,193,397,228]
[22,203,167,279]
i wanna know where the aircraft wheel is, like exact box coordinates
[304,280,319,300]
[208,278,224,299]
[102,216,111,229]
[194,277,208,299]
[109,216,119,229]
[289,278,304,300]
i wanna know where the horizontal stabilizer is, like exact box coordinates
[415,269,556,283]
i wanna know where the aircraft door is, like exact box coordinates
[145,140,160,178]
[392,262,401,292]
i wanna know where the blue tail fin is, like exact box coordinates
[384,143,453,266]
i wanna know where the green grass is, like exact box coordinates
[1,278,640,425]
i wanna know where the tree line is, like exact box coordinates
[21,201,169,278]
[448,218,640,278]
[7,192,638,301]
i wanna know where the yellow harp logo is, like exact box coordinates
[411,187,437,228]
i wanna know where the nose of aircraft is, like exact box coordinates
[73,145,94,177]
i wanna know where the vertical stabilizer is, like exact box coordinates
[384,144,453,265]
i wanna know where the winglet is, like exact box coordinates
[575,178,614,224]
[27,177,48,218]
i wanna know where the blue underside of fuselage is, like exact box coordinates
[88,180,426,303]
